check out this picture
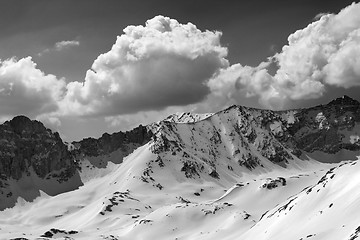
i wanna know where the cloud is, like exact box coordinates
[4,5,360,134]
[61,15,228,116]
[210,2,360,109]
[0,57,66,118]
[323,29,360,88]
[55,40,80,51]
[313,12,329,21]
[0,16,228,131]
[38,39,80,56]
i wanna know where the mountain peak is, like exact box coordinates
[7,115,45,135]
[327,95,359,106]
[10,115,32,123]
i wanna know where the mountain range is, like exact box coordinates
[0,95,360,240]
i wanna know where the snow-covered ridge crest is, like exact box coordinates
[163,112,214,123]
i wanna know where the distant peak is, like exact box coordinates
[327,95,360,106]
[7,115,45,135]
[10,115,31,122]
[9,115,32,127]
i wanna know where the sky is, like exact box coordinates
[0,0,360,141]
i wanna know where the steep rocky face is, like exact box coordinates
[0,116,76,180]
[239,95,360,159]
[285,95,360,154]
[72,125,153,158]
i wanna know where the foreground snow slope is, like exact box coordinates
[239,159,360,240]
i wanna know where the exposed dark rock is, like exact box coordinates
[209,169,220,179]
[349,226,360,240]
[0,116,76,180]
[73,124,152,157]
[327,95,360,106]
[239,154,260,170]
[181,161,200,178]
[279,95,360,157]
[261,177,286,189]
[40,228,78,238]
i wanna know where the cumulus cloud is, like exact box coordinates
[0,57,66,118]
[211,2,360,109]
[0,16,228,130]
[61,15,228,116]
[323,29,360,87]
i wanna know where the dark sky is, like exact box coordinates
[0,0,359,140]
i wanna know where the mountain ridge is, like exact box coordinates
[0,95,359,199]
[0,95,360,239]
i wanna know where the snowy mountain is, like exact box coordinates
[0,116,81,210]
[0,95,360,240]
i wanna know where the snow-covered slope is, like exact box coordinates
[1,96,360,239]
[239,159,360,240]
[163,112,214,123]
[0,141,326,240]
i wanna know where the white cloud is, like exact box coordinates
[210,2,360,109]
[61,15,228,116]
[323,29,360,88]
[55,40,80,51]
[38,39,80,56]
[0,57,66,118]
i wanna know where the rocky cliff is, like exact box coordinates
[72,124,152,157]
[289,95,360,154]
[0,116,76,181]
[0,116,83,210]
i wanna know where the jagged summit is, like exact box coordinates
[6,115,45,135]
[327,95,360,106]
[9,115,31,122]
[163,112,214,123]
[72,124,151,158]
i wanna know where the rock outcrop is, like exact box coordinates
[72,125,152,157]
[0,116,76,180]
[285,95,360,154]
